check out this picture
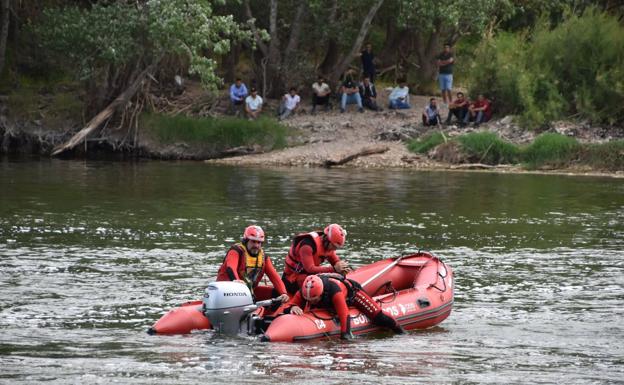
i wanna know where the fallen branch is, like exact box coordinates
[450,163,515,170]
[220,145,263,157]
[51,64,156,156]
[323,145,389,167]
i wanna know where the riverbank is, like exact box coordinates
[208,93,624,177]
[1,87,622,176]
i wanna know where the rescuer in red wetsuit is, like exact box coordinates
[286,274,404,339]
[281,224,352,295]
[216,225,289,303]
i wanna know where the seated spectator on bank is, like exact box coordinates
[340,71,364,113]
[359,76,381,111]
[464,94,492,126]
[245,87,263,120]
[388,79,410,109]
[422,98,442,126]
[446,92,469,126]
[311,76,332,113]
[229,78,248,115]
[278,87,301,120]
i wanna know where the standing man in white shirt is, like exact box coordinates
[245,87,263,120]
[278,87,301,120]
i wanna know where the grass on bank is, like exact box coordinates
[457,132,520,165]
[406,132,447,154]
[407,131,624,171]
[140,112,290,150]
[578,140,624,171]
[522,133,580,169]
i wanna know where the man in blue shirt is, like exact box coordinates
[229,78,248,116]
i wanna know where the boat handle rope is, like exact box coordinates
[375,281,399,304]
[429,259,448,293]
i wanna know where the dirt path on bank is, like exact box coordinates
[210,94,449,168]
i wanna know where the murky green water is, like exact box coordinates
[1,159,623,384]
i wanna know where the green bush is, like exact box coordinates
[468,8,624,127]
[522,133,580,169]
[141,113,289,150]
[578,140,624,171]
[407,132,446,154]
[524,9,624,127]
[457,132,520,164]
[468,32,526,116]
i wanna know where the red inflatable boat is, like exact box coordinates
[148,251,454,342]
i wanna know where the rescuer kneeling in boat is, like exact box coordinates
[217,225,289,303]
[286,274,404,339]
[281,224,352,295]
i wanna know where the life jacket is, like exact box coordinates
[284,231,329,274]
[219,242,265,291]
[312,274,360,308]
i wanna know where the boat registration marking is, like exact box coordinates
[314,319,326,329]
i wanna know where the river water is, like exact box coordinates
[1,159,622,384]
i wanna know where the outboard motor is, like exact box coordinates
[202,281,259,335]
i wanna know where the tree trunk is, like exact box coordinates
[264,0,282,97]
[319,0,339,75]
[283,1,307,64]
[52,64,156,156]
[319,39,340,77]
[0,0,10,76]
[413,30,440,88]
[223,43,240,84]
[329,0,385,84]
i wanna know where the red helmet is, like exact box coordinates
[324,224,346,248]
[243,225,265,242]
[302,275,324,301]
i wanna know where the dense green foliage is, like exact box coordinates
[35,1,251,90]
[468,9,624,127]
[141,113,289,150]
[406,132,446,153]
[457,132,520,164]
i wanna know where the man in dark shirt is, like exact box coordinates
[436,44,454,105]
[359,43,376,83]
[358,76,380,111]
[340,70,364,113]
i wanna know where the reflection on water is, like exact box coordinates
[1,160,623,384]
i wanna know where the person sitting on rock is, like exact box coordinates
[388,79,410,109]
[217,225,289,303]
[340,70,364,113]
[311,75,332,113]
[359,76,381,111]
[464,94,492,127]
[278,87,301,120]
[422,98,442,127]
[229,78,248,116]
[286,274,404,339]
[245,87,263,120]
[445,92,470,126]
